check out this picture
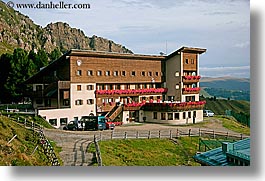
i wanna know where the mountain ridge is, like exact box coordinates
[0,1,133,54]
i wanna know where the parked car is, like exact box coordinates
[63,120,78,131]
[63,120,85,131]
[80,116,115,131]
[203,110,215,117]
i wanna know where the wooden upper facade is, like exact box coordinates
[26,47,206,85]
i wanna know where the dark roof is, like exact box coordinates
[193,138,250,166]
[167,46,207,59]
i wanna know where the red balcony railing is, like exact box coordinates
[182,87,200,94]
[95,88,168,96]
[183,75,201,83]
[123,101,206,111]
[183,75,201,80]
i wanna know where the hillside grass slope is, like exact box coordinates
[202,98,250,115]
[0,115,54,166]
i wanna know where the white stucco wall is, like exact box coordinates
[139,110,203,125]
[38,83,96,128]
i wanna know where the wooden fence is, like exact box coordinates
[93,128,248,141]
[91,128,249,166]
[93,135,102,166]
[4,115,60,166]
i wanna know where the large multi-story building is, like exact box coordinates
[25,46,206,128]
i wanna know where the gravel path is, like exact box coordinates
[44,117,245,166]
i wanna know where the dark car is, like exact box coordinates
[63,121,77,131]
[63,120,84,131]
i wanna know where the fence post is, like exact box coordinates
[169,130,172,139]
[148,131,151,139]
[176,129,179,138]
[124,132,127,139]
[136,131,139,139]
[159,130,161,139]
[111,131,113,139]
[198,128,201,137]
[8,135,17,144]
[24,118,27,127]
[241,134,243,140]
[99,132,102,141]
[188,129,191,137]
[226,132,229,139]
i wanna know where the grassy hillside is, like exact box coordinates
[0,115,59,166]
[200,77,250,101]
[90,138,201,166]
[202,97,250,115]
[200,77,250,91]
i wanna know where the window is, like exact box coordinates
[75,99,83,105]
[36,85,42,91]
[168,113,173,120]
[155,72,159,76]
[161,113,166,120]
[105,71,110,76]
[183,112,186,119]
[175,84,180,90]
[188,112,191,118]
[153,112,157,119]
[60,118,67,126]
[113,71,119,76]
[76,70,82,76]
[193,111,197,118]
[175,71,179,77]
[77,85,81,91]
[185,59,189,64]
[49,119,57,126]
[121,71,126,76]
[131,71,136,76]
[87,70,93,76]
[87,85,94,90]
[87,99,94,105]
[141,71,146,76]
[175,113,180,120]
[148,72,152,76]
[97,70,102,76]
[63,99,70,106]
[186,96,195,102]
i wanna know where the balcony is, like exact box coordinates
[183,75,201,83]
[182,87,200,94]
[124,102,146,111]
[95,88,168,97]
[123,101,206,111]
[97,102,116,112]
[58,81,70,89]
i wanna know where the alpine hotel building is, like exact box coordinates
[25,46,207,128]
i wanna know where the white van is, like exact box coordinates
[203,110,214,117]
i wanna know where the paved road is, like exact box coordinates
[44,118,247,166]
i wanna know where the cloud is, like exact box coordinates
[203,11,236,16]
[200,66,250,78]
[234,41,250,48]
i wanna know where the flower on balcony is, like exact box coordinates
[183,87,201,92]
[96,88,168,95]
[183,75,201,80]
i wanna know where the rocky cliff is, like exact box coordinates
[0,1,133,54]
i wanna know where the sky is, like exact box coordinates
[3,0,250,78]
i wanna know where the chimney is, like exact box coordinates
[222,142,234,153]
